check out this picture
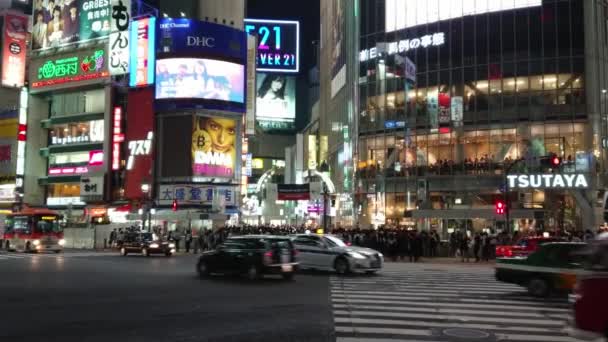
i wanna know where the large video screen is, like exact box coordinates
[156,58,245,103]
[192,116,237,179]
[256,73,296,130]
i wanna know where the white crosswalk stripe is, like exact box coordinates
[0,252,113,260]
[331,264,591,342]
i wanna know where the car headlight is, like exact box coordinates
[149,243,159,248]
[32,240,40,246]
[378,252,383,258]
[58,239,65,246]
[169,243,175,248]
[348,251,366,259]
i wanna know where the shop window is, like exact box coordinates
[48,183,80,198]
[50,89,105,117]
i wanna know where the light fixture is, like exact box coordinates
[141,183,150,193]
[180,11,186,17]
[603,89,607,94]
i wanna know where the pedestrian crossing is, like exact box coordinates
[331,264,593,342]
[0,251,112,261]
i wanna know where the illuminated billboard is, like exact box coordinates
[192,116,237,179]
[156,58,244,103]
[1,13,28,88]
[129,16,156,87]
[256,73,295,130]
[29,48,108,89]
[385,0,542,32]
[244,18,299,73]
[32,0,113,50]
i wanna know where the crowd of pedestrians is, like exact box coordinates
[107,223,603,262]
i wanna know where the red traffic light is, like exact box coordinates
[172,199,178,212]
[495,200,506,215]
[551,156,561,166]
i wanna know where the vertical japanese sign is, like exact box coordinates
[108,0,131,75]
[112,106,124,170]
[129,16,156,87]
[1,13,28,88]
[451,96,463,127]
[245,35,257,135]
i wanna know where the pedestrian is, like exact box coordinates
[172,230,181,252]
[185,229,192,253]
[473,233,481,262]
[429,231,438,258]
[459,233,470,262]
[109,229,117,248]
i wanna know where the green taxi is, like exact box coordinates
[495,242,587,297]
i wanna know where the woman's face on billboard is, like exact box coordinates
[203,118,236,153]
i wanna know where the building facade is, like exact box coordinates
[320,0,608,234]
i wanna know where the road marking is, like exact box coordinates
[331,266,586,342]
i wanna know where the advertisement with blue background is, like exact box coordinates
[155,18,248,113]
[157,18,247,61]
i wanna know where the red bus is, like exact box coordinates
[3,208,64,253]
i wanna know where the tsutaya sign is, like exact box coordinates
[359,32,445,62]
[507,174,589,189]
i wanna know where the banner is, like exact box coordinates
[277,184,310,201]
[32,0,113,50]
[129,16,156,87]
[108,0,131,75]
[451,96,463,126]
[330,0,345,98]
[438,92,451,124]
[192,116,237,179]
[158,184,236,206]
[245,35,256,135]
[1,13,28,88]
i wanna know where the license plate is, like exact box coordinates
[281,264,293,272]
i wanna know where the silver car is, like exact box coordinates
[291,234,383,274]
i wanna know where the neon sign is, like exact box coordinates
[244,19,299,73]
[112,107,124,170]
[507,174,589,189]
[126,131,153,170]
[129,17,156,87]
[31,49,108,88]
[359,32,445,62]
[48,166,89,175]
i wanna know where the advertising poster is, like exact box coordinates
[124,87,154,199]
[32,0,111,50]
[451,96,463,126]
[156,58,244,103]
[330,0,346,98]
[256,73,296,130]
[277,184,310,201]
[1,13,28,88]
[192,116,237,179]
[438,92,451,124]
[157,18,247,61]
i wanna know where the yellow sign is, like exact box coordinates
[252,158,264,169]
[308,135,317,169]
[41,216,57,220]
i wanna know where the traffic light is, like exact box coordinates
[172,199,178,212]
[540,153,561,168]
[495,200,506,215]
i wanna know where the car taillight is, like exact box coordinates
[263,250,273,265]
[505,248,513,257]
[346,242,352,246]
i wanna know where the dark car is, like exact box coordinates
[495,242,586,296]
[119,232,175,257]
[196,235,298,280]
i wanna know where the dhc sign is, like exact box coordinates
[507,174,589,189]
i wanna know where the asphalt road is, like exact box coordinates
[0,251,334,342]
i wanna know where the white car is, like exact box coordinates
[291,234,383,274]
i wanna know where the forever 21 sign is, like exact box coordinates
[244,18,299,73]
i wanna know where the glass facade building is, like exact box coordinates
[344,0,608,233]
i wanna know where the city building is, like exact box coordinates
[320,0,608,234]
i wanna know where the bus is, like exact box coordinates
[3,208,64,253]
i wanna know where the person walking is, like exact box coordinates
[459,232,470,262]
[185,229,192,253]
[473,233,482,262]
[109,229,117,248]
